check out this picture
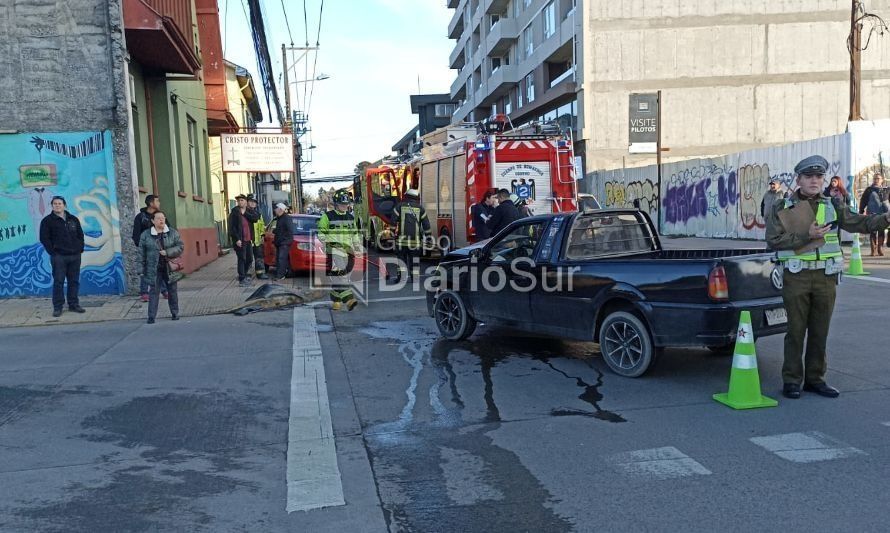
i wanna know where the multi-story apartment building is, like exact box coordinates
[448,0,580,133]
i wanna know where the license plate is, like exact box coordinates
[765,308,787,326]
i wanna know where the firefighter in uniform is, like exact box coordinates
[247,195,269,279]
[766,155,890,399]
[318,191,360,311]
[392,189,431,281]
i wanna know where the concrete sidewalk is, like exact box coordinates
[0,253,323,328]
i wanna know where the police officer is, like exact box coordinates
[766,155,890,399]
[318,191,360,311]
[392,189,431,281]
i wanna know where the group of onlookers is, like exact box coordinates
[760,173,890,255]
[227,194,295,285]
[470,188,534,241]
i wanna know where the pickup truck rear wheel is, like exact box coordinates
[434,290,477,341]
[599,311,654,378]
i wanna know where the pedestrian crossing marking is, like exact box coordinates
[749,431,865,463]
[605,446,711,480]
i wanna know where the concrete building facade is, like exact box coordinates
[448,0,580,128]
[579,0,890,178]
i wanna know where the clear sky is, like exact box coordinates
[220,0,454,196]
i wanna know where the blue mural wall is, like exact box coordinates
[0,131,124,297]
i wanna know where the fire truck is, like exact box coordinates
[420,115,578,251]
[352,160,419,250]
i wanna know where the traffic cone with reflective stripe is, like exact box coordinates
[713,311,778,410]
[845,233,869,276]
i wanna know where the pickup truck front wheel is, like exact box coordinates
[599,311,654,378]
[434,290,477,341]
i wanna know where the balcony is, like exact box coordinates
[124,0,201,75]
[449,43,466,70]
[450,67,470,100]
[485,17,517,56]
[448,9,465,39]
[453,98,474,123]
[479,64,517,106]
[484,0,510,15]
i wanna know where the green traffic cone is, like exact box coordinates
[713,310,778,410]
[846,233,869,276]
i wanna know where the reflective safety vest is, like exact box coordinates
[777,198,842,262]
[319,209,358,250]
[252,218,266,247]
[395,202,430,248]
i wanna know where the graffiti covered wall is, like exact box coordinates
[0,131,124,297]
[590,132,851,239]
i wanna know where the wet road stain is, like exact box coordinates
[355,322,587,533]
[543,361,627,423]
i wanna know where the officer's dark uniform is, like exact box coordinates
[765,155,890,398]
[392,190,431,281]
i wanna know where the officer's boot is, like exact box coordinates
[331,301,342,311]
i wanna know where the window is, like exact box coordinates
[187,115,199,195]
[435,103,456,117]
[564,214,653,260]
[516,85,523,108]
[512,0,520,17]
[172,100,184,192]
[543,2,556,39]
[132,105,146,188]
[522,24,534,59]
[525,73,535,103]
[490,14,500,28]
[489,222,547,263]
[491,56,502,73]
[505,96,512,115]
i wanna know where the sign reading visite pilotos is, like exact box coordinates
[629,93,658,154]
[220,133,295,173]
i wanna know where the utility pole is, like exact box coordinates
[850,0,863,121]
[656,90,663,233]
[280,44,320,213]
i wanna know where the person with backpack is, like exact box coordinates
[858,173,889,255]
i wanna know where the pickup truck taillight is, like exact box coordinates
[708,266,729,301]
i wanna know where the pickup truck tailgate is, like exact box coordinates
[721,253,780,301]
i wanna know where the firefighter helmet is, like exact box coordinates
[405,188,419,199]
[333,191,352,205]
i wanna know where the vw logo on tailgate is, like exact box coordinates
[770,266,783,290]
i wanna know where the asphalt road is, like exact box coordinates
[1,250,890,531]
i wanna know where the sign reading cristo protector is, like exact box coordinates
[220,133,295,173]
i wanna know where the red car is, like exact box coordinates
[263,214,365,275]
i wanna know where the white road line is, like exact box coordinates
[846,275,890,285]
[882,422,890,427]
[749,431,866,463]
[605,446,711,480]
[286,307,344,513]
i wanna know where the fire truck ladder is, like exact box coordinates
[552,129,578,212]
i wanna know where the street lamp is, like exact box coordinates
[290,74,331,85]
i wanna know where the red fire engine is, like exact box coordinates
[420,115,578,251]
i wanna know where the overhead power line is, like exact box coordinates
[280,0,295,46]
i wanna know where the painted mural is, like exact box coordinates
[0,131,124,297]
[591,130,856,240]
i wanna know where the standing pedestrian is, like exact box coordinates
[139,210,184,324]
[39,196,85,318]
[858,173,889,256]
[470,189,498,241]
[823,176,852,207]
[487,189,521,235]
[132,194,167,301]
[318,191,360,311]
[760,179,785,220]
[228,194,259,286]
[516,197,534,218]
[766,155,890,399]
[272,203,294,280]
[392,189,431,281]
[247,195,269,279]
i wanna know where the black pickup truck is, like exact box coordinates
[426,209,787,377]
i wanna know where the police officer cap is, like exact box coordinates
[794,155,829,176]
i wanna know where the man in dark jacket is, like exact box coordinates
[487,189,521,236]
[471,189,497,241]
[39,196,86,317]
[858,173,889,255]
[228,194,259,285]
[132,195,164,300]
[272,203,294,280]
